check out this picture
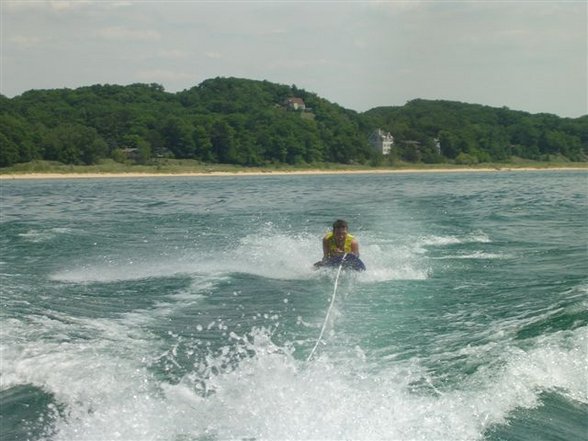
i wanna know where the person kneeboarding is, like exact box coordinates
[314,219,365,271]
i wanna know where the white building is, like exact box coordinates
[369,129,394,155]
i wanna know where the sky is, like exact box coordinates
[2,0,587,118]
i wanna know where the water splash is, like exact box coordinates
[49,228,429,284]
[3,314,583,441]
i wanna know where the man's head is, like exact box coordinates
[332,219,348,230]
[332,219,348,240]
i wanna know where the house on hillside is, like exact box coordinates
[284,97,306,111]
[369,129,394,155]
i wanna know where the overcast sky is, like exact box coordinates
[2,1,586,117]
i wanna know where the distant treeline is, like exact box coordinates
[1,77,586,167]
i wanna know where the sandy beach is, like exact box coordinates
[0,166,586,180]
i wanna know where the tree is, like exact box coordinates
[192,125,213,161]
[0,114,38,163]
[0,133,20,167]
[160,117,195,158]
[42,124,107,165]
[210,119,238,163]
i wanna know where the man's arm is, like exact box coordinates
[322,236,330,259]
[351,238,359,256]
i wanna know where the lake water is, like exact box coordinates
[1,170,586,441]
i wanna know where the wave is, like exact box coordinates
[418,232,491,247]
[17,227,74,243]
[515,285,588,340]
[50,229,430,284]
[5,266,587,440]
[433,251,511,260]
[50,258,203,284]
[4,321,584,441]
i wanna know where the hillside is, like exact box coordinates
[1,77,586,167]
[364,99,587,164]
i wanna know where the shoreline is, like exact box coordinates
[1,166,586,180]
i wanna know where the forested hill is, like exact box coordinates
[1,77,586,167]
[363,100,587,164]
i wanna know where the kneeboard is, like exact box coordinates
[314,254,366,272]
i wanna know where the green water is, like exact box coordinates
[1,171,586,440]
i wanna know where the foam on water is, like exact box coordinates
[49,229,430,284]
[3,315,585,441]
[433,251,512,260]
[17,227,74,243]
[418,232,492,247]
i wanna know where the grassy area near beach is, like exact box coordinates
[1,159,586,180]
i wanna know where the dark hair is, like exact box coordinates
[332,219,348,230]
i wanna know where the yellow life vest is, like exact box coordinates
[325,232,354,255]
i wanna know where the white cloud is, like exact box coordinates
[3,0,127,12]
[204,51,223,60]
[267,58,332,71]
[256,28,287,37]
[96,26,161,42]
[135,69,194,83]
[8,35,44,47]
[47,0,93,11]
[158,49,189,60]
